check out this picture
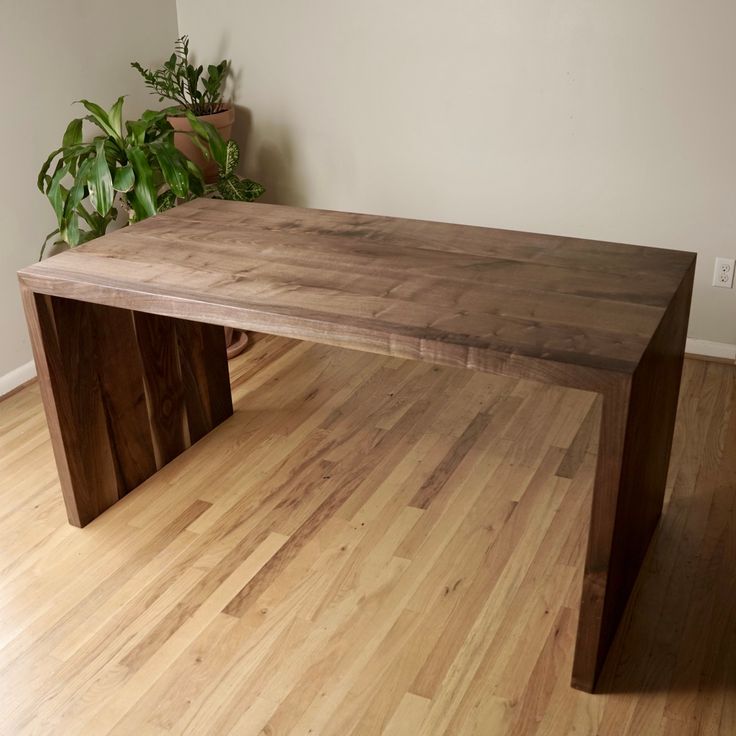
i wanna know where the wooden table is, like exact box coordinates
[18,199,695,693]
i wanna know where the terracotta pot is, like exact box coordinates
[168,106,235,183]
[224,327,249,360]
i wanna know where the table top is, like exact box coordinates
[19,199,695,378]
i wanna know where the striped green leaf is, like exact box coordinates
[47,163,70,225]
[77,99,121,143]
[62,118,83,149]
[63,157,93,222]
[37,148,62,192]
[87,139,114,216]
[185,111,226,167]
[113,163,135,193]
[153,142,189,199]
[108,96,126,138]
[39,228,60,259]
[126,146,157,219]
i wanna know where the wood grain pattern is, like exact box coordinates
[18,199,695,385]
[17,200,696,692]
[176,320,233,444]
[20,291,232,527]
[0,337,733,735]
[90,303,157,491]
[134,312,189,466]
[20,290,120,526]
[573,262,694,690]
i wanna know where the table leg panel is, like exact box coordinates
[572,264,694,691]
[90,303,158,492]
[22,291,233,527]
[176,320,234,444]
[25,294,122,526]
[133,312,189,467]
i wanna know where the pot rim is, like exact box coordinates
[166,104,234,120]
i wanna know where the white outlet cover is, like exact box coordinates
[713,257,735,289]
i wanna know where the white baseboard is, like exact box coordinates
[685,338,736,362]
[0,360,37,399]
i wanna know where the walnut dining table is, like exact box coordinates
[17,199,695,693]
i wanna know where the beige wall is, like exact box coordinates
[178,0,736,351]
[0,0,178,389]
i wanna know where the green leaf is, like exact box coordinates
[77,99,122,142]
[76,204,113,239]
[76,204,97,229]
[185,159,205,196]
[125,115,166,146]
[61,142,96,179]
[126,146,157,219]
[61,142,95,160]
[131,60,148,77]
[47,163,70,225]
[188,132,212,161]
[222,139,239,177]
[113,163,135,192]
[125,119,145,145]
[46,157,66,188]
[60,212,81,246]
[63,157,93,222]
[157,189,177,212]
[77,228,99,245]
[39,228,60,259]
[160,105,184,117]
[108,96,126,138]
[184,111,226,167]
[37,147,62,192]
[62,119,86,176]
[102,138,123,169]
[245,178,266,200]
[141,108,171,124]
[62,118,83,149]
[87,139,114,216]
[152,142,189,198]
[50,145,88,181]
[216,174,265,202]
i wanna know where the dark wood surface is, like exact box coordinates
[88,302,157,491]
[18,199,696,692]
[18,199,695,386]
[20,291,232,527]
[572,264,694,689]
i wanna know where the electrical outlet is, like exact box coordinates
[713,257,735,288]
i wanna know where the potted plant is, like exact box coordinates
[132,36,234,183]
[38,97,264,357]
[38,96,263,251]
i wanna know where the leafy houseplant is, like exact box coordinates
[132,37,234,182]
[38,96,264,256]
[132,36,227,116]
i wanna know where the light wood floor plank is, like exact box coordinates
[0,336,733,735]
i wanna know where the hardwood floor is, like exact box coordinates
[0,334,733,735]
